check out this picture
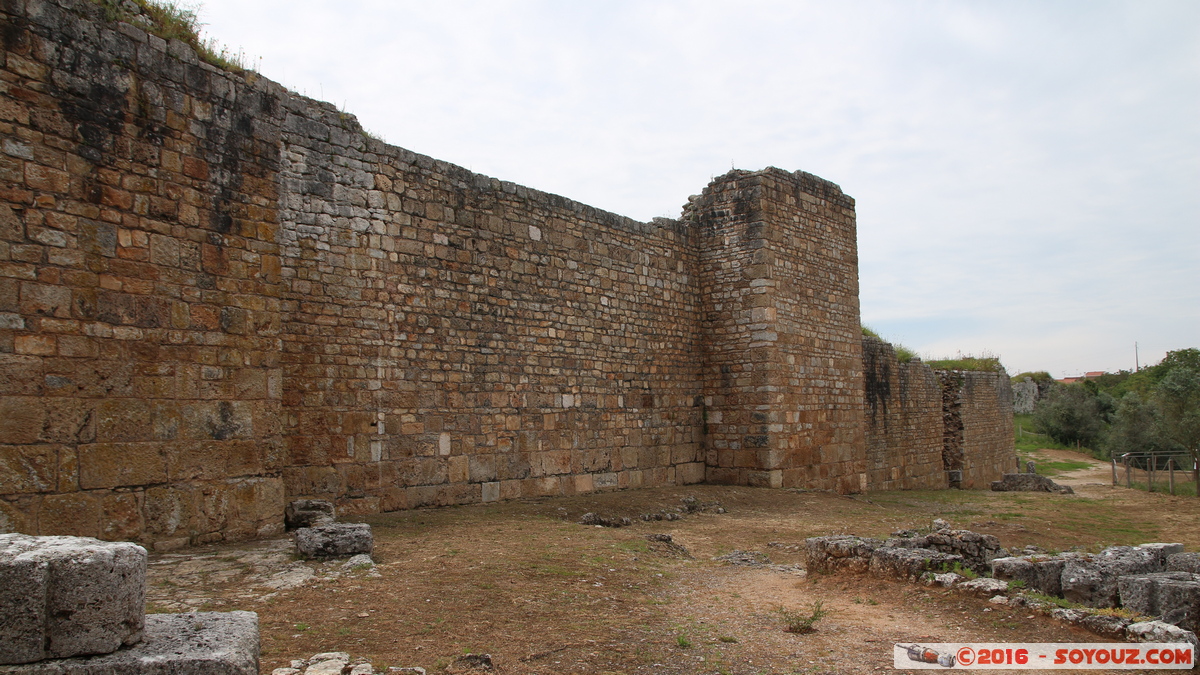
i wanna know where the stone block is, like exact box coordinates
[1168,552,1200,574]
[294,523,372,559]
[284,499,334,530]
[991,555,1070,596]
[1062,546,1166,608]
[803,535,882,574]
[886,529,1006,574]
[868,546,963,582]
[0,611,259,674]
[957,577,1009,598]
[1119,572,1200,632]
[0,534,146,664]
[989,473,1073,494]
[1126,620,1199,663]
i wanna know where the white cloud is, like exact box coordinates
[197,0,1200,378]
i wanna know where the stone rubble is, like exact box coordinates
[990,473,1074,494]
[285,500,337,530]
[294,523,374,559]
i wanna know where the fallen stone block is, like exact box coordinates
[285,500,335,530]
[990,473,1074,494]
[1126,620,1199,663]
[0,611,259,674]
[957,577,1009,597]
[1138,543,1186,567]
[869,546,963,582]
[1119,572,1200,632]
[1168,552,1200,574]
[294,523,373,559]
[803,536,882,574]
[1077,613,1130,640]
[991,555,1072,596]
[0,534,146,665]
[886,529,1006,575]
[1062,546,1166,608]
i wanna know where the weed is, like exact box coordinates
[940,561,980,580]
[1025,592,1077,609]
[775,601,830,634]
[293,623,309,631]
[676,635,692,648]
[1007,579,1027,590]
[90,0,250,72]
[718,635,738,643]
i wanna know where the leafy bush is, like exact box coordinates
[775,601,830,634]
[1033,384,1106,448]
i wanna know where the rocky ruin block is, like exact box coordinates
[803,536,882,574]
[0,611,259,674]
[1139,543,1186,567]
[990,473,1073,494]
[1119,572,1200,632]
[1169,552,1200,574]
[294,523,372,559]
[0,534,146,665]
[887,529,1006,575]
[991,555,1069,596]
[957,577,1010,598]
[1062,546,1165,608]
[284,499,335,530]
[1127,620,1199,663]
[868,546,963,582]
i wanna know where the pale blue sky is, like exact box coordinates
[197,1,1199,378]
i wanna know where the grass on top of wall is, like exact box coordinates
[91,0,249,72]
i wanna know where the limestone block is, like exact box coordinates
[1119,572,1200,632]
[886,529,1006,574]
[0,534,146,665]
[989,473,1073,494]
[1168,552,1200,574]
[991,555,1070,596]
[868,546,963,582]
[294,523,372,558]
[285,499,335,530]
[0,611,259,674]
[1126,620,1199,663]
[957,577,1009,598]
[803,535,882,574]
[1062,546,1165,608]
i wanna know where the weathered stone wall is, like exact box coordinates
[954,370,1016,488]
[0,0,1018,546]
[689,169,865,492]
[275,96,706,515]
[937,369,1015,489]
[861,337,944,490]
[0,0,285,547]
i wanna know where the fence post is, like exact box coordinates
[1149,453,1155,493]
[1169,458,1175,496]
[1112,458,1117,487]
[1126,457,1132,488]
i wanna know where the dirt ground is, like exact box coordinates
[146,450,1200,674]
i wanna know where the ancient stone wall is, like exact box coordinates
[275,94,706,515]
[688,169,865,491]
[0,0,286,546]
[861,337,944,490]
[0,0,1017,546]
[954,370,1016,488]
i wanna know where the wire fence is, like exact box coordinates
[1112,452,1199,497]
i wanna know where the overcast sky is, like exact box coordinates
[197,0,1199,378]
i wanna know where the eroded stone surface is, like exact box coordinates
[991,555,1073,596]
[294,523,373,559]
[0,611,258,674]
[0,534,146,664]
[1119,572,1200,632]
[989,473,1073,494]
[285,501,335,531]
[1168,552,1200,574]
[868,546,962,582]
[886,528,1006,574]
[804,536,882,574]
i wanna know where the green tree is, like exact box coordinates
[1155,367,1200,495]
[1103,392,1165,459]
[1033,384,1105,448]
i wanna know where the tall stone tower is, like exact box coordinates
[688,169,867,492]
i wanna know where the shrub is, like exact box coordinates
[775,601,830,634]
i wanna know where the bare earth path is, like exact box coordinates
[145,478,1200,674]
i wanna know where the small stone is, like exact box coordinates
[306,658,350,675]
[957,577,1009,597]
[343,553,375,569]
[932,518,950,531]
[272,669,301,675]
[349,664,375,675]
[989,595,1008,604]
[285,500,336,530]
[294,524,373,559]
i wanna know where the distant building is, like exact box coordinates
[1057,371,1107,384]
